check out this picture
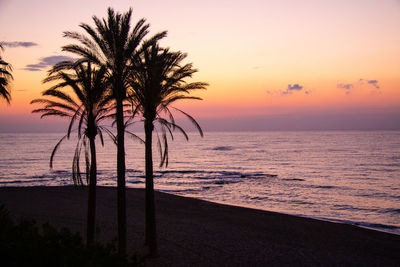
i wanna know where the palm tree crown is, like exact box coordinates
[0,44,13,103]
[130,43,207,140]
[31,62,112,184]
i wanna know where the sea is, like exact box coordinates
[0,131,399,235]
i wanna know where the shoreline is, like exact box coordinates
[171,195,400,237]
[1,186,399,266]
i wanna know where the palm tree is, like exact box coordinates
[61,8,166,254]
[31,62,113,246]
[0,44,13,103]
[129,44,207,256]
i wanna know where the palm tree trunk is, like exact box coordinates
[87,136,97,246]
[116,97,127,255]
[145,119,157,256]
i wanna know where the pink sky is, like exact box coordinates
[1,0,399,131]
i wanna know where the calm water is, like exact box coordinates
[0,131,399,234]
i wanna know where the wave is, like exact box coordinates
[0,178,51,184]
[126,169,141,173]
[306,215,400,233]
[354,192,400,200]
[52,170,69,174]
[159,170,200,174]
[250,196,268,201]
[332,204,384,213]
[211,146,234,151]
[0,180,26,184]
[354,222,400,231]
[382,208,400,215]
[291,200,315,205]
[241,172,277,178]
[312,185,336,189]
[214,180,240,185]
[161,188,201,193]
[282,178,305,181]
[202,186,212,190]
[361,167,398,172]
[127,180,144,184]
[377,162,400,167]
[156,169,278,180]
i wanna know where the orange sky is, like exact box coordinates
[1,0,399,131]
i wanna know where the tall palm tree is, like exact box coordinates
[0,44,13,103]
[61,8,166,254]
[129,44,207,255]
[31,62,113,246]
[63,8,166,254]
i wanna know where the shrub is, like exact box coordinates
[0,203,142,267]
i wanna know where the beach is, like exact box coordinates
[0,186,399,266]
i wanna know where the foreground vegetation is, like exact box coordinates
[0,43,13,103]
[0,204,142,266]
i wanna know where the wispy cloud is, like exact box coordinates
[23,56,74,71]
[337,83,353,95]
[360,79,380,89]
[337,83,353,90]
[1,41,38,48]
[338,79,381,95]
[267,83,311,96]
[281,83,305,95]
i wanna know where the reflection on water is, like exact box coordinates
[0,131,399,234]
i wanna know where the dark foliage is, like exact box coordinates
[0,44,13,103]
[0,204,142,267]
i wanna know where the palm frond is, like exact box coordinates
[125,130,144,144]
[72,140,84,186]
[173,107,204,137]
[83,137,90,184]
[50,134,68,169]
[157,118,189,141]
[100,126,117,145]
[160,131,168,167]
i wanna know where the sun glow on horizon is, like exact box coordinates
[1,0,399,130]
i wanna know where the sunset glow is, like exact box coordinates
[1,0,399,131]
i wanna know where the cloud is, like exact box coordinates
[367,80,380,89]
[23,56,74,71]
[359,79,380,89]
[337,83,354,95]
[1,41,38,48]
[338,79,381,95]
[281,83,305,95]
[337,83,353,90]
[288,84,303,91]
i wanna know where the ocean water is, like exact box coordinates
[0,131,399,234]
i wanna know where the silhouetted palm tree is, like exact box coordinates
[31,62,113,246]
[129,44,207,255]
[0,44,13,103]
[61,8,166,254]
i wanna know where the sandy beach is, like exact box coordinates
[0,186,399,266]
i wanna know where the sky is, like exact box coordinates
[0,0,399,131]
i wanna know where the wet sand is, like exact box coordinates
[0,186,399,266]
